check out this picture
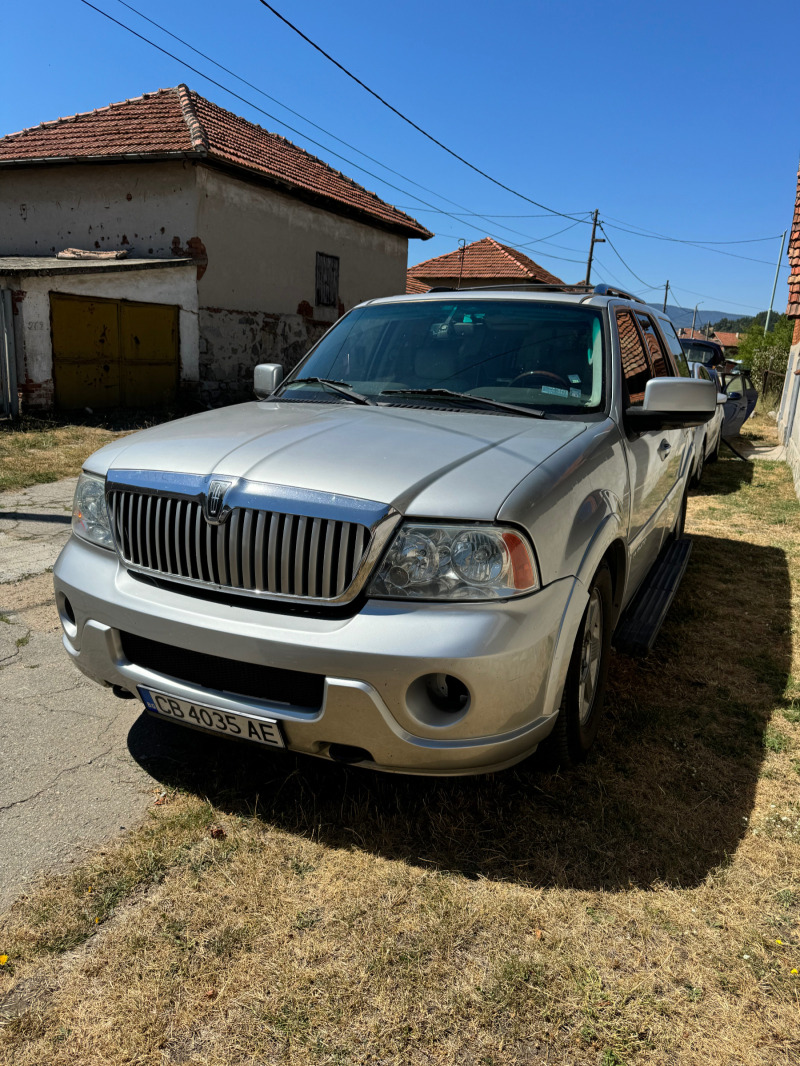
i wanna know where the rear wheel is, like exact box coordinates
[544,563,613,766]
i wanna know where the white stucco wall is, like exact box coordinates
[196,166,409,316]
[1,265,199,405]
[778,344,800,499]
[0,162,198,259]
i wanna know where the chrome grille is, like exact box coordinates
[108,490,371,600]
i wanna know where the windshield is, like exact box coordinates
[278,299,606,415]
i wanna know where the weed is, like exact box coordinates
[764,727,789,754]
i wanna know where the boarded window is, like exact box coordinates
[616,310,652,406]
[316,253,339,307]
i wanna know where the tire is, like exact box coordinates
[693,437,706,486]
[544,563,613,766]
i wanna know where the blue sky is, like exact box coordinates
[2,0,797,322]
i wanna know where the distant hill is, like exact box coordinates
[653,303,741,330]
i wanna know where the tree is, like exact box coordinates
[737,316,793,395]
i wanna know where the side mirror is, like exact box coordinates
[254,363,283,399]
[624,377,716,432]
[726,391,742,401]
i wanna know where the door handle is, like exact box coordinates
[657,439,671,460]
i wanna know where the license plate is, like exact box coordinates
[139,688,285,749]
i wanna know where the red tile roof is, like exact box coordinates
[405,273,430,294]
[788,161,800,318]
[678,328,710,340]
[711,331,740,348]
[0,86,431,241]
[407,237,563,287]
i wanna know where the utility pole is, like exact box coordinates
[662,281,670,313]
[764,229,788,335]
[691,303,702,333]
[456,238,466,291]
[585,210,605,285]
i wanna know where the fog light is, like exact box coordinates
[57,593,78,639]
[406,673,471,727]
[426,674,469,712]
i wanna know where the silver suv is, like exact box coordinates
[54,284,717,775]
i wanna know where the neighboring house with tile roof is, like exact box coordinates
[710,331,741,355]
[406,237,563,293]
[0,85,430,409]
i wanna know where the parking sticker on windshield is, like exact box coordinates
[542,385,570,397]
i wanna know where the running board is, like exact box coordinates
[613,538,693,657]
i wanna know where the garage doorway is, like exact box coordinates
[51,293,179,409]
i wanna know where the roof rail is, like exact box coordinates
[592,283,645,303]
[437,282,595,294]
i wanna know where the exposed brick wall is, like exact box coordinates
[197,308,330,406]
[19,378,54,409]
[788,162,800,318]
[794,318,800,345]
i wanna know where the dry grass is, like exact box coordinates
[0,409,184,493]
[2,451,800,1065]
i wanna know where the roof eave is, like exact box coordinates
[0,150,204,170]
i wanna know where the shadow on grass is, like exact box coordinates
[694,449,754,494]
[127,534,789,893]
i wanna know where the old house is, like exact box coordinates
[406,237,563,293]
[0,85,431,409]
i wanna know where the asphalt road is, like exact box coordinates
[0,480,161,911]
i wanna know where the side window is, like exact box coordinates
[636,314,670,376]
[616,310,652,407]
[657,318,691,378]
[699,367,711,382]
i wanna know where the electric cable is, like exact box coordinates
[112,0,577,250]
[78,0,585,258]
[255,0,591,223]
[598,225,659,291]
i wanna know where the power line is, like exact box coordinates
[598,225,659,290]
[602,213,784,246]
[108,0,556,249]
[602,220,784,266]
[669,284,765,314]
[78,1,584,259]
[255,1,591,224]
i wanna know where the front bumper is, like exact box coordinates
[53,537,584,775]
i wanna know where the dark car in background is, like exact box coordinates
[680,337,726,369]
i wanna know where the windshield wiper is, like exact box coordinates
[282,377,376,406]
[380,388,545,419]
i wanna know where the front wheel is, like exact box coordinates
[693,437,706,486]
[543,563,613,766]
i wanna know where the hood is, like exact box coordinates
[87,401,588,520]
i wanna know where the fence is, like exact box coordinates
[0,288,19,419]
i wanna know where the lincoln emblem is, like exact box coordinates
[205,479,231,523]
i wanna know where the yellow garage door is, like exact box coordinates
[51,294,179,409]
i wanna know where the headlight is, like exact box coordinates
[367,523,538,601]
[72,472,114,550]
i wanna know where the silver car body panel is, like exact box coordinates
[54,288,710,773]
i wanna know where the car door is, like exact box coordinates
[617,310,686,595]
[741,371,758,420]
[721,372,749,437]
